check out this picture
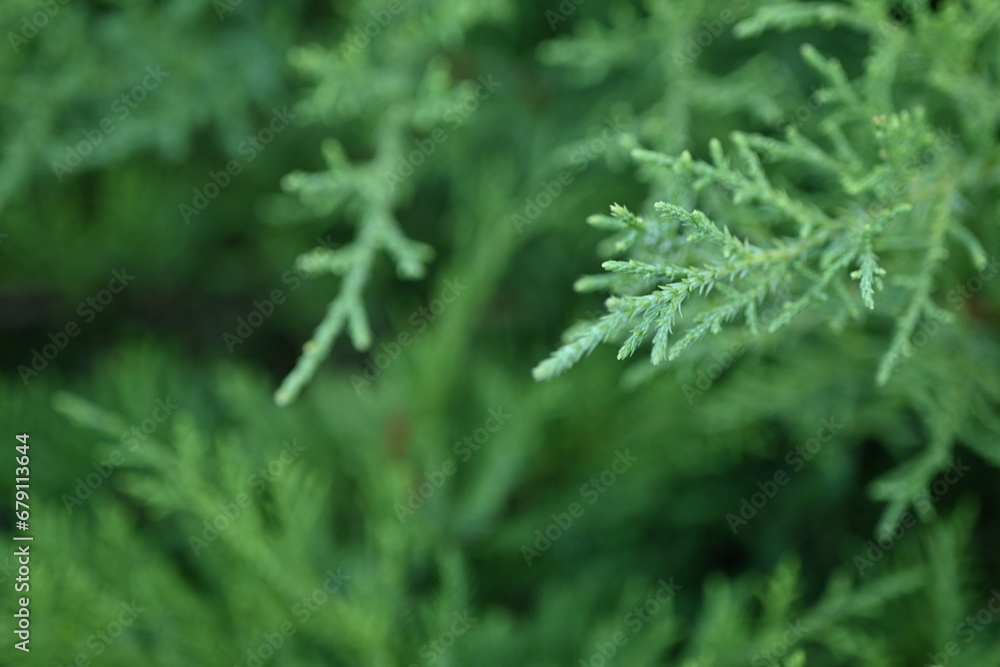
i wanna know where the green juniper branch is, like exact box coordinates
[274,127,433,406]
[270,2,511,405]
[535,32,978,388]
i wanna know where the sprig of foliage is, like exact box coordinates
[273,0,510,405]
[535,38,978,387]
[535,0,1000,553]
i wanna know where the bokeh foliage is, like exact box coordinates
[2,1,999,665]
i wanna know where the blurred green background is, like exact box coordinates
[2,0,1000,665]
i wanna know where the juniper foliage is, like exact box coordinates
[2,1,1000,666]
[536,0,1000,540]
